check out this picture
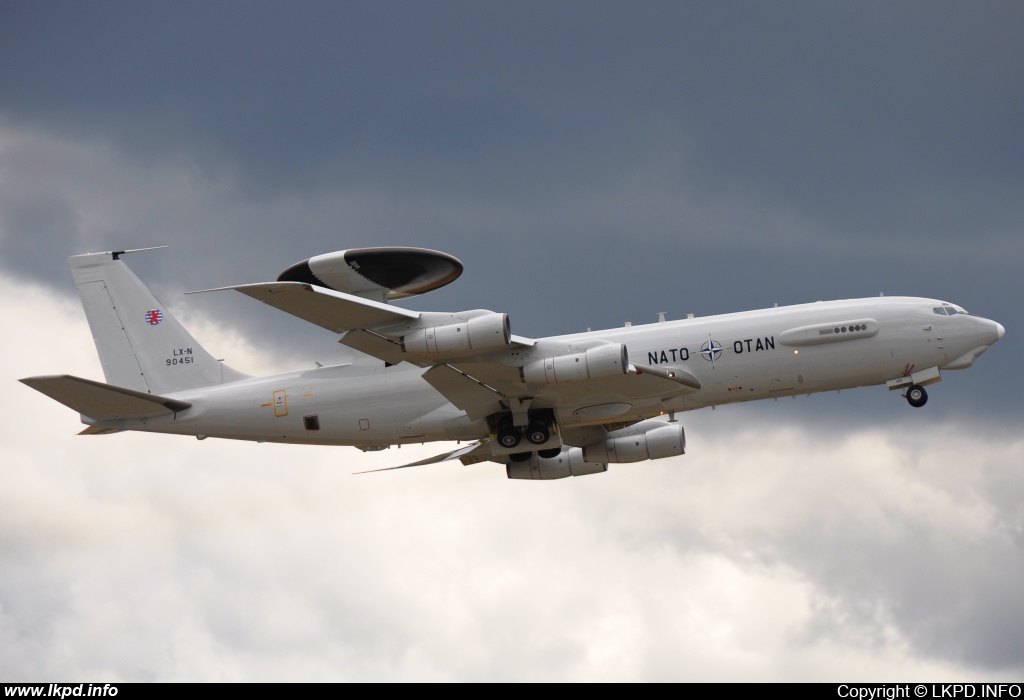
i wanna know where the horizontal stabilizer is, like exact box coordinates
[19,375,192,422]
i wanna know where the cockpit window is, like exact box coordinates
[933,307,948,315]
[935,304,970,316]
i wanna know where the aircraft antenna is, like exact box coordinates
[110,245,169,260]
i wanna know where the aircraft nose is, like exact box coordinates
[981,319,1005,345]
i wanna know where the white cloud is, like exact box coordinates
[2,268,1023,681]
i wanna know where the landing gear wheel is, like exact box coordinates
[497,418,522,449]
[508,452,531,463]
[526,419,550,445]
[906,384,928,408]
[538,447,562,459]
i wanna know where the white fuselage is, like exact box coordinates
[93,296,1003,446]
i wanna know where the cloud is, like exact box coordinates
[1,4,1019,678]
[5,4,1024,251]
[3,274,1022,680]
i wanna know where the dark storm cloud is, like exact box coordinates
[3,1,1022,223]
[4,1,1023,260]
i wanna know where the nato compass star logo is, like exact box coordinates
[700,339,723,365]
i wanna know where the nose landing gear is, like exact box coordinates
[886,367,940,408]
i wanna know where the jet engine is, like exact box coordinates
[520,343,628,384]
[402,313,511,355]
[582,423,685,464]
[506,448,607,481]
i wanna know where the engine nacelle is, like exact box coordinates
[506,448,607,481]
[582,424,685,464]
[402,313,511,355]
[520,343,628,384]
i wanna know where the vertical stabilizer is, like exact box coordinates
[70,250,247,394]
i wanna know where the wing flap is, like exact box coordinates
[421,364,507,420]
[78,425,123,435]
[354,441,494,474]
[338,329,408,365]
[20,375,192,421]
[631,363,702,390]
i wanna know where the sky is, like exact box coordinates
[1,0,1022,682]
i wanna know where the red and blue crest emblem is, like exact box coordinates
[145,309,163,325]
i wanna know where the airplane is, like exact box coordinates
[20,246,1005,480]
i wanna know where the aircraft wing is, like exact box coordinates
[339,329,536,367]
[422,361,701,421]
[192,282,419,333]
[200,282,534,363]
[204,277,699,418]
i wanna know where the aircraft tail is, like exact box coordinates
[69,249,248,394]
